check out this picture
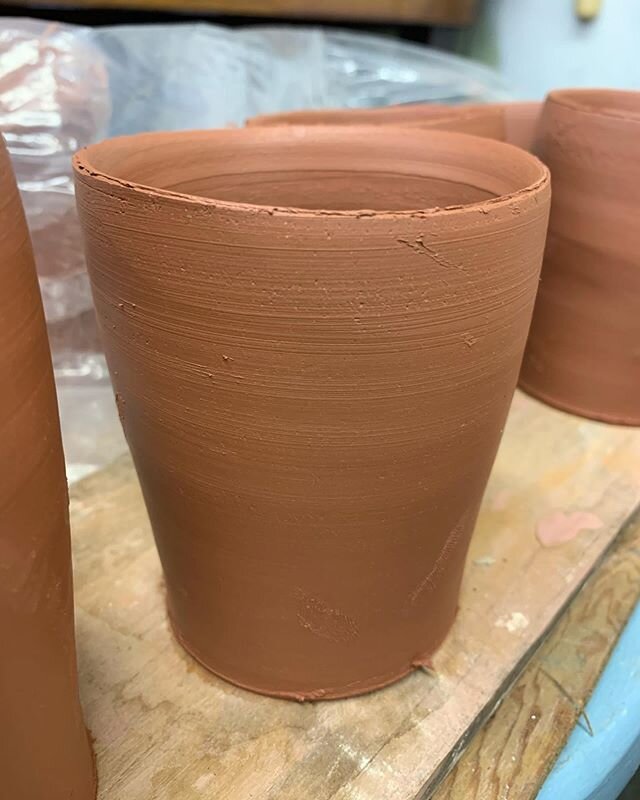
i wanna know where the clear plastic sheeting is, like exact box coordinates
[97,24,511,134]
[0,19,109,329]
[0,18,511,479]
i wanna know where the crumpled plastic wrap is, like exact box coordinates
[0,20,109,375]
[0,18,511,477]
[98,24,511,133]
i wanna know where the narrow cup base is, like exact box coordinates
[168,607,452,702]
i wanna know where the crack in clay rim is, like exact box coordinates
[73,126,549,220]
[548,88,640,121]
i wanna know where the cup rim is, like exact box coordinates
[547,88,640,121]
[73,125,549,219]
[248,104,493,126]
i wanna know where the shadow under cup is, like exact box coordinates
[74,126,549,699]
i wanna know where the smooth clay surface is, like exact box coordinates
[520,89,640,424]
[0,137,95,798]
[74,126,550,700]
[249,102,542,150]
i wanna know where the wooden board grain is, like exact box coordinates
[70,390,640,799]
[434,510,640,799]
[8,0,477,25]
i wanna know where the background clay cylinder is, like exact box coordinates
[248,101,541,149]
[74,126,550,700]
[0,137,95,798]
[520,89,640,424]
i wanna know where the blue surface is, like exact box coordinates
[537,601,640,800]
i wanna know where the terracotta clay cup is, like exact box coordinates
[520,89,640,424]
[0,137,95,798]
[74,126,550,700]
[498,102,542,151]
[249,101,542,150]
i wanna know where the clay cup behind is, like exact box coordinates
[520,89,640,424]
[74,126,550,699]
[248,102,542,150]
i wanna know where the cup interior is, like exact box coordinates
[77,126,545,214]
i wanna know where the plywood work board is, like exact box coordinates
[70,390,640,799]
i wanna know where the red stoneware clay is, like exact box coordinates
[249,103,505,140]
[500,102,541,151]
[247,103,448,127]
[74,126,550,700]
[520,89,640,424]
[0,137,96,798]
[249,102,541,149]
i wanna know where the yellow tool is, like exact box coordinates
[576,0,603,20]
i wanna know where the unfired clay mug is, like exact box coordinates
[249,101,542,150]
[74,126,549,699]
[0,135,95,799]
[520,89,640,424]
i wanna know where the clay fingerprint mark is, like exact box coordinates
[536,510,603,548]
[296,591,359,644]
[409,513,467,606]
